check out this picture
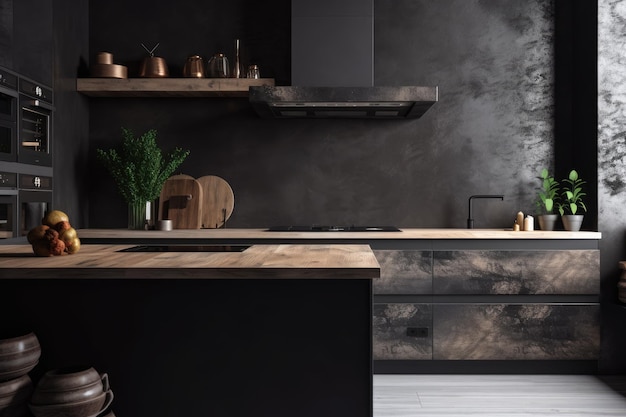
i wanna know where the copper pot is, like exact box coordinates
[183,55,205,78]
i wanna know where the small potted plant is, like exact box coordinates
[535,168,560,231]
[557,169,587,231]
[97,127,190,229]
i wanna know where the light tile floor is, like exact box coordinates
[373,374,626,417]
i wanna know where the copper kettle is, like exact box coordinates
[138,43,169,78]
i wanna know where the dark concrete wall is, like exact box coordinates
[52,0,90,228]
[86,0,555,230]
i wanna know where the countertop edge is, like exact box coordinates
[75,228,603,240]
[0,244,381,280]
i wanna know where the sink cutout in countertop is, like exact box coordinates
[266,225,401,232]
[117,245,250,253]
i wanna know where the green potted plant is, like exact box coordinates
[535,168,560,231]
[557,169,587,231]
[97,127,190,229]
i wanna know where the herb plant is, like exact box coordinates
[535,168,559,214]
[558,169,587,216]
[96,128,190,205]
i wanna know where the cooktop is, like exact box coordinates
[266,225,401,232]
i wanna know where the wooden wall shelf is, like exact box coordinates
[76,78,275,97]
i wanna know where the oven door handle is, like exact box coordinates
[27,99,55,112]
[0,85,18,98]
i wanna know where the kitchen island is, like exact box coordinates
[0,244,379,417]
[77,228,602,374]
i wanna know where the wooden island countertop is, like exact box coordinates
[77,228,602,241]
[0,243,380,279]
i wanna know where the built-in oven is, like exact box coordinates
[0,67,18,162]
[19,173,52,236]
[0,171,18,239]
[18,78,53,166]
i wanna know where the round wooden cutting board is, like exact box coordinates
[166,173,195,180]
[196,175,235,228]
[158,178,203,229]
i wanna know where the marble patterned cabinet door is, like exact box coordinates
[373,303,432,360]
[433,304,600,360]
[373,250,432,294]
[433,250,600,295]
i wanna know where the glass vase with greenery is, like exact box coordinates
[97,128,190,229]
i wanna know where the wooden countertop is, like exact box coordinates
[77,228,602,240]
[0,244,380,280]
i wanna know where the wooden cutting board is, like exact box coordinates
[196,175,235,228]
[166,173,195,180]
[158,178,203,229]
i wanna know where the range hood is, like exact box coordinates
[249,0,438,119]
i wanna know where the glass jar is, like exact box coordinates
[247,64,260,79]
[128,201,154,230]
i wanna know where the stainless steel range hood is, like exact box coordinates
[249,0,438,119]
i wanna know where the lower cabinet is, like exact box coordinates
[372,250,432,294]
[433,304,600,360]
[433,250,600,295]
[372,249,600,363]
[373,303,432,360]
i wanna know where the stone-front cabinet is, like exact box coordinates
[373,250,600,363]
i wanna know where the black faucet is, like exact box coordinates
[467,195,504,229]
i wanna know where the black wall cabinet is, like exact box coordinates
[0,0,53,86]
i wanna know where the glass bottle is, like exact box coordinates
[233,39,241,78]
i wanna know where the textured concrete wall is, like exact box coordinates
[375,0,555,209]
[598,0,626,372]
[599,2,626,221]
[86,0,555,229]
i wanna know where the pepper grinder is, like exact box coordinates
[232,39,242,78]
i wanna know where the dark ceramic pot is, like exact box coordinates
[537,214,559,231]
[562,214,584,231]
